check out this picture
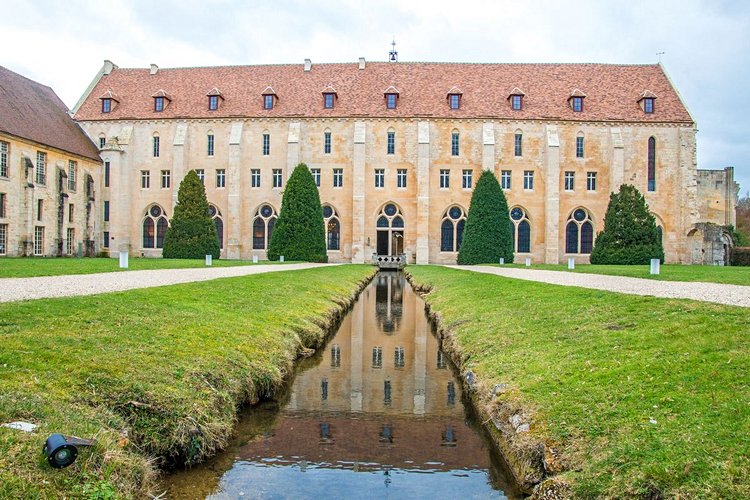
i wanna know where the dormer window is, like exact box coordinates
[99,90,119,114]
[568,89,587,113]
[206,88,223,111]
[638,91,657,114]
[152,90,171,112]
[446,86,462,110]
[384,86,399,110]
[262,87,277,110]
[508,88,525,111]
[321,85,337,109]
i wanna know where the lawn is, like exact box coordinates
[0,257,282,278]
[494,263,750,286]
[408,266,750,498]
[0,265,375,498]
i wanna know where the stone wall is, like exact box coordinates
[79,117,700,263]
[0,133,101,257]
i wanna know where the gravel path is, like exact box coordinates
[0,263,340,303]
[447,265,750,308]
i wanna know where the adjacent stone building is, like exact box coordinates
[0,66,102,257]
[72,59,706,264]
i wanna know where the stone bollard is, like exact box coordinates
[525,257,531,267]
[205,255,212,266]
[280,255,285,263]
[119,251,129,269]
[252,255,258,264]
[568,257,575,270]
[499,257,504,265]
[650,258,660,275]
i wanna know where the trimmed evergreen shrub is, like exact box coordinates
[267,163,327,262]
[162,170,220,259]
[590,184,664,264]
[457,170,514,264]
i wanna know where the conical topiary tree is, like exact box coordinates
[162,170,219,259]
[267,163,327,262]
[457,170,514,264]
[590,184,664,264]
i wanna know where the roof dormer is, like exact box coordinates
[151,89,171,112]
[446,86,462,110]
[384,86,400,109]
[262,86,277,110]
[322,85,337,109]
[207,88,224,111]
[638,90,657,114]
[508,87,526,111]
[99,90,119,113]
[568,89,587,112]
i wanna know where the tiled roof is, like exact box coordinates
[0,66,101,162]
[73,62,693,123]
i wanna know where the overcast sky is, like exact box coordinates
[2,0,748,195]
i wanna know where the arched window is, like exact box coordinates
[252,204,277,250]
[209,205,223,249]
[510,206,531,253]
[657,225,663,245]
[647,137,656,191]
[440,206,466,252]
[142,205,168,249]
[376,202,405,256]
[565,208,594,254]
[323,204,340,250]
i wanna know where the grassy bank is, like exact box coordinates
[496,263,750,286]
[0,257,282,278]
[0,265,375,498]
[408,266,750,498]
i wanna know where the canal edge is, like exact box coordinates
[404,270,573,499]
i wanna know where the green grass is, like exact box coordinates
[408,266,750,498]
[0,257,294,278]
[0,265,375,498]
[491,263,750,286]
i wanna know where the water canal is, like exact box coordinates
[165,272,521,499]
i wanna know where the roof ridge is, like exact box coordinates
[112,61,661,71]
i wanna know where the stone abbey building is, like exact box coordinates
[1,59,738,263]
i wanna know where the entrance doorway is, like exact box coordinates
[376,203,405,256]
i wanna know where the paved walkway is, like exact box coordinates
[0,263,340,303]
[447,265,750,308]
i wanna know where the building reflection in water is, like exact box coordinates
[165,272,521,499]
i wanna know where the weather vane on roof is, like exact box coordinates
[656,51,665,63]
[389,37,398,62]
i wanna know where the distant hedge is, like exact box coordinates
[732,247,750,266]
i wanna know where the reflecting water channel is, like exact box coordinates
[165,273,521,499]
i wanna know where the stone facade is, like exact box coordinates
[68,60,734,264]
[0,133,101,256]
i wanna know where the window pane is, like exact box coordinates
[156,217,168,248]
[441,219,454,251]
[327,219,340,250]
[214,217,224,249]
[456,219,465,250]
[253,217,265,249]
[581,221,594,254]
[518,220,531,253]
[565,221,579,254]
[143,218,154,248]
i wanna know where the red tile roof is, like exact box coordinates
[0,66,101,162]
[73,62,693,124]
